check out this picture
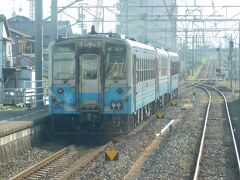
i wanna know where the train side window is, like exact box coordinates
[150,59,153,79]
[143,58,145,82]
[141,58,143,82]
[147,59,151,80]
[152,60,154,79]
[143,59,145,81]
[139,58,141,82]
[146,63,148,81]
[147,59,149,80]
[136,57,139,82]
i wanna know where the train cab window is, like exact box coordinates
[53,44,75,80]
[105,44,126,79]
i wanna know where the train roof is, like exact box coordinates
[167,51,179,57]
[167,51,179,62]
[126,39,156,51]
[156,48,169,57]
[52,34,178,58]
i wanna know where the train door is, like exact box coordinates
[78,53,102,111]
[155,57,159,99]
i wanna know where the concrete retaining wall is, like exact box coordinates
[0,116,50,162]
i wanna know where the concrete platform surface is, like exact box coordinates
[0,109,50,137]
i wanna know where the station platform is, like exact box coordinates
[0,108,49,137]
[0,108,51,161]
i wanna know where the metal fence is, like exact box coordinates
[0,80,48,110]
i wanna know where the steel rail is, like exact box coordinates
[10,147,68,180]
[193,86,211,180]
[193,85,240,179]
[213,86,240,175]
[60,141,112,180]
[58,104,155,179]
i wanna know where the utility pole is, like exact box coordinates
[51,0,58,41]
[182,30,188,78]
[229,39,233,89]
[196,34,199,63]
[192,35,195,76]
[124,0,128,36]
[144,13,148,43]
[239,22,240,96]
[78,3,85,34]
[35,0,43,108]
[218,40,221,72]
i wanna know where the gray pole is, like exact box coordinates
[35,0,43,108]
[192,35,195,76]
[51,0,58,41]
[81,3,84,34]
[229,39,233,89]
[185,30,188,77]
[125,0,128,36]
[218,39,221,72]
[102,7,104,33]
[195,35,198,63]
[239,22,240,96]
[144,13,148,43]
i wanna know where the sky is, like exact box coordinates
[176,0,240,47]
[1,0,240,47]
[0,0,118,33]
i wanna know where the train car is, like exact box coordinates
[48,32,179,132]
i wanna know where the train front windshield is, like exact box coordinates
[105,44,126,79]
[53,44,75,81]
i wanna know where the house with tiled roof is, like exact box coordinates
[7,15,73,76]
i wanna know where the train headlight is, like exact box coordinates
[111,100,122,110]
[117,102,122,109]
[111,102,117,109]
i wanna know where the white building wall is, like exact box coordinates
[0,21,10,89]
[117,0,177,51]
[0,22,3,89]
[0,41,2,89]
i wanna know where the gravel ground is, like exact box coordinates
[0,142,64,180]
[3,81,239,180]
[219,85,240,153]
[71,90,193,179]
[136,87,207,179]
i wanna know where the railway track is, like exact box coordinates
[10,146,72,179]
[122,81,240,179]
[10,142,112,180]
[193,85,240,179]
[10,114,153,179]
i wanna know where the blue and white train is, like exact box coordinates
[48,32,180,132]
